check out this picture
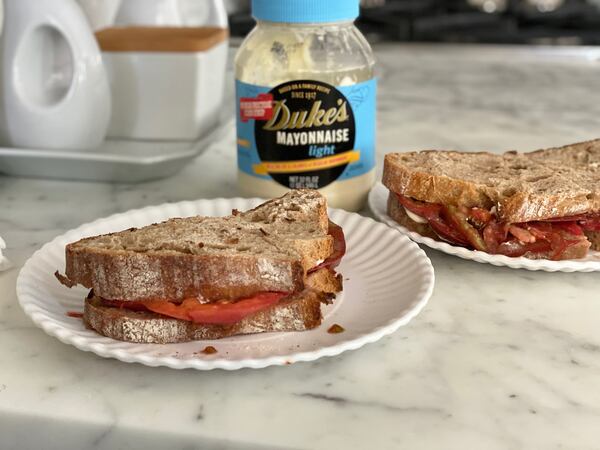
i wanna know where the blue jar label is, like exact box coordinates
[236,78,376,189]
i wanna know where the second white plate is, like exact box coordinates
[369,182,600,272]
[17,197,434,370]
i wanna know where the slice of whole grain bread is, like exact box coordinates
[84,288,331,343]
[58,190,334,301]
[383,139,600,223]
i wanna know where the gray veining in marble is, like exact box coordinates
[2,44,600,450]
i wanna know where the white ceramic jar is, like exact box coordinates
[97,0,229,141]
[0,0,111,150]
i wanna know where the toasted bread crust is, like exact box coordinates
[306,268,343,294]
[383,152,496,211]
[64,247,305,302]
[383,140,600,223]
[386,192,592,259]
[84,289,330,343]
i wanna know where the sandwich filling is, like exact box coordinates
[94,222,346,324]
[97,292,290,324]
[396,193,600,260]
[309,221,345,273]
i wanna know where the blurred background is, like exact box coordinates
[226,0,600,45]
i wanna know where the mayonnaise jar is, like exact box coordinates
[235,0,377,211]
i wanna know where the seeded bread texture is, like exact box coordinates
[383,139,600,223]
[305,268,343,294]
[59,190,334,301]
[387,193,596,257]
[84,288,331,343]
[586,231,600,251]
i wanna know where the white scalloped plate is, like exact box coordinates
[16,198,434,370]
[370,183,600,272]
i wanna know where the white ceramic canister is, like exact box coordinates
[76,0,122,30]
[0,0,111,150]
[98,0,229,141]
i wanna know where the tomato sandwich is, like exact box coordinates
[55,190,345,343]
[383,140,600,260]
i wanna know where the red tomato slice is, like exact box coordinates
[145,292,287,324]
[544,214,594,222]
[526,222,553,240]
[468,207,493,227]
[427,216,469,245]
[102,299,148,311]
[101,292,288,324]
[579,216,600,231]
[482,220,508,252]
[543,214,600,231]
[551,222,584,236]
[309,221,346,273]
[396,194,442,220]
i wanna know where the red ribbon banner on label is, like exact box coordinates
[240,93,274,122]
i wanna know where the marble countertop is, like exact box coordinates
[2,44,600,450]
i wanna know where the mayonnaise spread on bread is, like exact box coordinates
[404,207,428,224]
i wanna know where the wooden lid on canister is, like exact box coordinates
[95,27,229,52]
